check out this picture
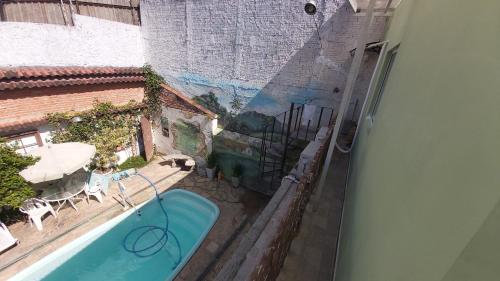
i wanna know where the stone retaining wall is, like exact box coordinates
[215,129,331,281]
[244,137,330,281]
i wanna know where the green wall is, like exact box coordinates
[335,1,500,281]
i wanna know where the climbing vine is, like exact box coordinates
[47,101,142,171]
[143,64,164,118]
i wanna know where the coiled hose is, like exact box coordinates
[122,173,182,270]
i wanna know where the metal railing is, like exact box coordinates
[258,102,334,192]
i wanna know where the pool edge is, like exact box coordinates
[9,188,220,281]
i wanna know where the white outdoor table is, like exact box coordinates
[41,170,87,213]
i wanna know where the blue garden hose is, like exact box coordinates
[121,173,182,270]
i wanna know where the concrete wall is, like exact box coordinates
[141,0,386,116]
[153,105,213,158]
[216,131,330,281]
[335,1,500,281]
[0,15,145,67]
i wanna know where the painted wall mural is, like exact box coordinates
[153,105,213,159]
[213,131,262,188]
[141,0,386,190]
[171,119,207,157]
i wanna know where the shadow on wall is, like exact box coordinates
[147,2,384,190]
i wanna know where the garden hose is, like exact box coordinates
[122,173,182,270]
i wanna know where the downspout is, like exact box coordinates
[68,0,75,25]
[312,0,377,206]
[335,40,389,154]
[59,0,68,25]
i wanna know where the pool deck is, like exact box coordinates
[0,157,267,281]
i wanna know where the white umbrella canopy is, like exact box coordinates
[20,142,96,184]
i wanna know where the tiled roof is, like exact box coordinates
[0,116,46,135]
[0,66,144,91]
[160,83,217,119]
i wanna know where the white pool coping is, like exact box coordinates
[9,189,220,281]
[9,200,150,281]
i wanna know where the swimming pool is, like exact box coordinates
[11,189,220,281]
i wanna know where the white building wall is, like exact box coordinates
[153,106,213,157]
[141,0,387,115]
[0,15,145,67]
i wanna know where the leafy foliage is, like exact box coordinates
[92,127,131,169]
[118,156,147,170]
[206,152,217,169]
[232,163,243,177]
[47,101,142,171]
[193,92,229,124]
[143,64,164,118]
[229,93,243,116]
[0,139,38,209]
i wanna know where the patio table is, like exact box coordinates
[41,169,87,213]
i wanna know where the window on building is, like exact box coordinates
[7,131,43,155]
[368,45,399,122]
[161,117,170,137]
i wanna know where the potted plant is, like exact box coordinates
[205,152,217,179]
[231,163,243,188]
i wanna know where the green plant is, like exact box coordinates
[47,101,141,171]
[229,93,243,116]
[118,156,147,170]
[232,163,243,177]
[0,139,39,210]
[143,64,164,118]
[206,152,217,169]
[193,92,229,126]
[92,127,131,170]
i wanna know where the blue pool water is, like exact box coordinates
[42,189,219,281]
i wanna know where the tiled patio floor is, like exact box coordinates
[277,151,349,281]
[0,157,267,281]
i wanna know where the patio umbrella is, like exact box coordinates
[20,142,96,184]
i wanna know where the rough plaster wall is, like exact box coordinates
[141,0,386,115]
[0,15,145,67]
[153,105,213,157]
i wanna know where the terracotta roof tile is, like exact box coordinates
[0,66,144,90]
[160,83,217,119]
[0,116,46,134]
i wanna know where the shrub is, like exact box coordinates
[232,163,243,177]
[206,152,217,169]
[143,64,164,118]
[0,139,38,210]
[47,101,141,171]
[118,156,147,170]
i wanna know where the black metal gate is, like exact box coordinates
[257,103,335,193]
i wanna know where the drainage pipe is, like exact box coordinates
[335,40,389,154]
[313,0,377,207]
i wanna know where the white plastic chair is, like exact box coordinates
[84,182,103,203]
[0,221,18,253]
[19,198,57,231]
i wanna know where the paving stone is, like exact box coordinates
[303,246,323,270]
[0,158,268,281]
[206,241,220,254]
[277,151,349,281]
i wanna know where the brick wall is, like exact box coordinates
[160,91,203,116]
[0,83,144,132]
